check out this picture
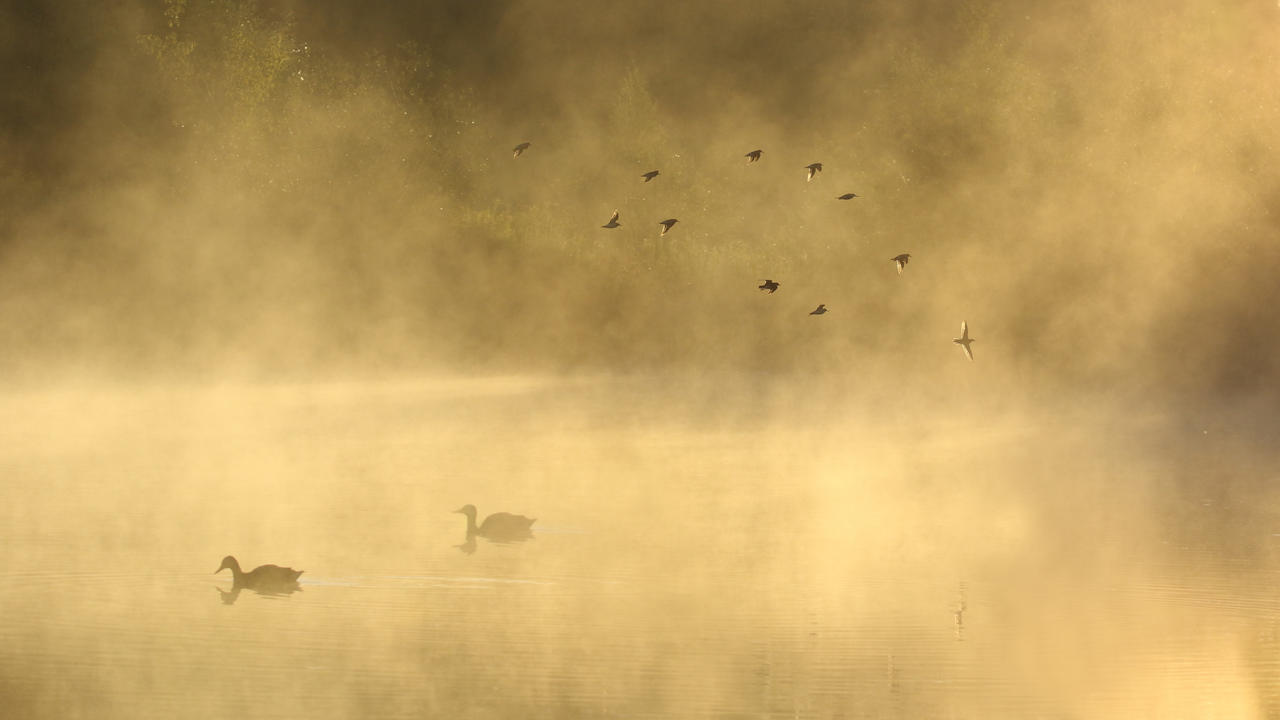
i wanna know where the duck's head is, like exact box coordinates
[453,504,478,519]
[215,556,239,574]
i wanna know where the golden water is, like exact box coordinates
[0,378,1276,718]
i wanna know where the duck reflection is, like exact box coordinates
[954,583,967,640]
[454,534,478,555]
[454,505,536,554]
[214,555,304,604]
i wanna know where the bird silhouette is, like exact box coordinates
[659,219,679,236]
[837,193,860,200]
[512,142,531,157]
[953,321,975,361]
[215,556,303,601]
[891,253,911,274]
[602,210,621,228]
[810,304,828,315]
[641,170,660,182]
[758,279,779,293]
[455,505,536,543]
[806,163,823,181]
[745,149,763,163]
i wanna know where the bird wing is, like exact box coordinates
[960,321,969,340]
[962,343,974,361]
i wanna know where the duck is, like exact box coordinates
[810,304,828,315]
[891,253,911,274]
[758,279,779,293]
[837,193,860,200]
[805,162,823,181]
[641,170,660,182]
[455,504,536,542]
[512,142,531,158]
[602,210,621,229]
[658,218,679,236]
[745,149,763,163]
[215,556,303,590]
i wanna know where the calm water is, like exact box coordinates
[1,377,1278,718]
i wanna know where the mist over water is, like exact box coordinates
[2,0,1280,717]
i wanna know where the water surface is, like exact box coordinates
[0,378,1276,718]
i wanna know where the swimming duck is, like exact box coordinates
[215,556,303,589]
[455,505,536,542]
[837,193,860,200]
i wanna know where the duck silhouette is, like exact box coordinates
[658,218,679,236]
[891,253,911,274]
[758,279,779,293]
[602,210,621,228]
[512,142,531,158]
[810,304,828,315]
[837,193,860,200]
[806,163,823,181]
[745,149,763,163]
[641,170,660,182]
[455,505,536,543]
[215,556,303,602]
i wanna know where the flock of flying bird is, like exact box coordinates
[212,143,979,595]
[518,141,977,362]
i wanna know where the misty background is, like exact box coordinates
[2,0,1278,408]
[6,4,1280,716]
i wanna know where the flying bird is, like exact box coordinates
[953,321,975,361]
[837,193,860,200]
[602,210,621,228]
[891,253,911,274]
[455,504,536,542]
[745,149,763,163]
[512,142,531,157]
[642,170,660,182]
[758,279,779,293]
[806,163,823,181]
[810,304,828,315]
[659,218,679,236]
